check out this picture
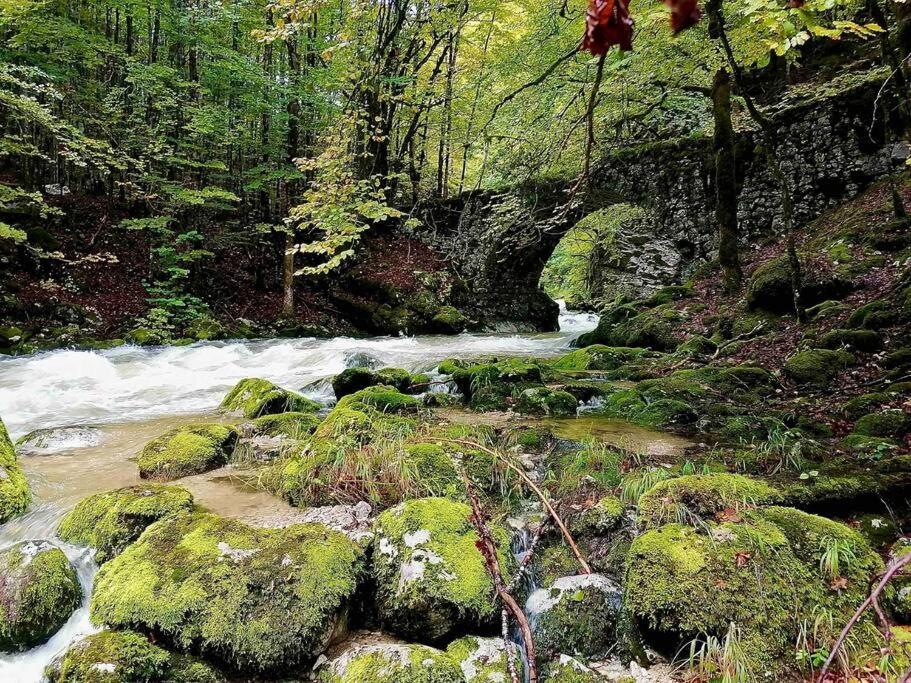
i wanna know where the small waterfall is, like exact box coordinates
[509,522,543,683]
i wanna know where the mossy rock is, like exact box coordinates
[137,423,238,481]
[626,507,882,675]
[676,334,717,357]
[783,348,854,387]
[526,573,622,659]
[839,433,897,453]
[337,385,421,414]
[0,541,82,651]
[445,636,515,682]
[371,497,513,641]
[576,305,680,352]
[746,255,851,313]
[539,655,600,682]
[438,358,470,375]
[570,495,625,538]
[318,642,463,683]
[551,345,650,372]
[90,512,365,673]
[45,629,225,683]
[249,411,322,438]
[817,328,882,352]
[884,347,911,370]
[854,409,911,438]
[332,366,425,398]
[220,378,320,418]
[515,387,578,417]
[58,485,194,563]
[0,416,30,523]
[841,393,892,420]
[853,513,899,550]
[636,473,780,529]
[847,299,898,329]
[431,306,469,334]
[806,299,849,321]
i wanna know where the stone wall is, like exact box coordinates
[415,69,894,331]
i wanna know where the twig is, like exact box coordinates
[437,437,592,574]
[817,552,911,681]
[711,322,766,359]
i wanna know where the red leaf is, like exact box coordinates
[582,0,634,54]
[735,551,752,568]
[665,0,702,34]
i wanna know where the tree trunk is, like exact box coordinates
[712,67,741,292]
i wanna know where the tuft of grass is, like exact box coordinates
[684,622,752,683]
[818,535,858,580]
[619,467,672,505]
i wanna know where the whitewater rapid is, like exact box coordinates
[0,306,597,440]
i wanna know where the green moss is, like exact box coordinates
[842,393,892,419]
[570,495,625,538]
[551,345,650,372]
[576,305,680,351]
[319,643,464,683]
[539,656,600,682]
[90,511,365,673]
[676,335,717,357]
[637,473,780,528]
[137,423,237,481]
[249,411,322,438]
[371,497,513,641]
[333,367,429,399]
[847,299,897,329]
[854,409,911,438]
[58,485,194,563]
[783,348,855,386]
[445,636,514,682]
[515,387,578,417]
[220,378,319,418]
[431,306,468,334]
[548,443,622,497]
[626,508,882,676]
[817,328,882,352]
[46,630,224,683]
[0,541,82,650]
[438,358,470,375]
[0,416,30,523]
[337,385,421,413]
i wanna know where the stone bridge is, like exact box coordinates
[415,70,894,331]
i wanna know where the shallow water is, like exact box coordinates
[542,414,694,459]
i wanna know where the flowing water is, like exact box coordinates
[0,304,673,680]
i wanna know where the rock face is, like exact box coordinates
[371,497,513,642]
[58,484,195,563]
[416,70,892,329]
[318,641,464,683]
[90,512,365,673]
[45,630,224,683]
[526,573,623,660]
[0,416,30,523]
[137,423,237,480]
[0,541,82,650]
[220,377,320,418]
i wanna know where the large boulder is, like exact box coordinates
[783,348,854,387]
[90,512,365,673]
[318,641,463,683]
[576,304,680,352]
[746,255,851,313]
[45,630,224,683]
[515,387,578,417]
[371,497,513,641]
[853,409,911,438]
[525,573,622,660]
[137,423,237,481]
[551,345,651,372]
[0,417,30,523]
[332,367,428,399]
[220,378,320,418]
[0,541,82,650]
[626,507,882,676]
[57,485,194,563]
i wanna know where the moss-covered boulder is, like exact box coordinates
[445,636,515,682]
[220,378,320,418]
[854,409,911,438]
[371,497,513,641]
[0,541,82,651]
[626,507,882,675]
[58,485,194,563]
[817,328,882,352]
[540,655,600,682]
[576,305,680,352]
[0,416,30,523]
[332,367,428,399]
[90,512,365,673]
[570,495,625,538]
[746,255,850,313]
[842,393,892,419]
[551,345,650,372]
[847,299,897,329]
[449,359,549,411]
[431,306,469,334]
[526,573,622,659]
[137,423,237,481]
[636,473,780,529]
[248,411,322,437]
[515,387,578,417]
[783,348,854,387]
[337,385,421,414]
[45,630,224,683]
[676,334,717,357]
[318,642,463,683]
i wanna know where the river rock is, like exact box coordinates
[526,573,622,660]
[45,629,224,682]
[0,417,30,523]
[137,423,237,480]
[371,497,513,642]
[57,484,194,563]
[317,641,463,683]
[0,540,82,650]
[220,377,320,418]
[90,512,365,673]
